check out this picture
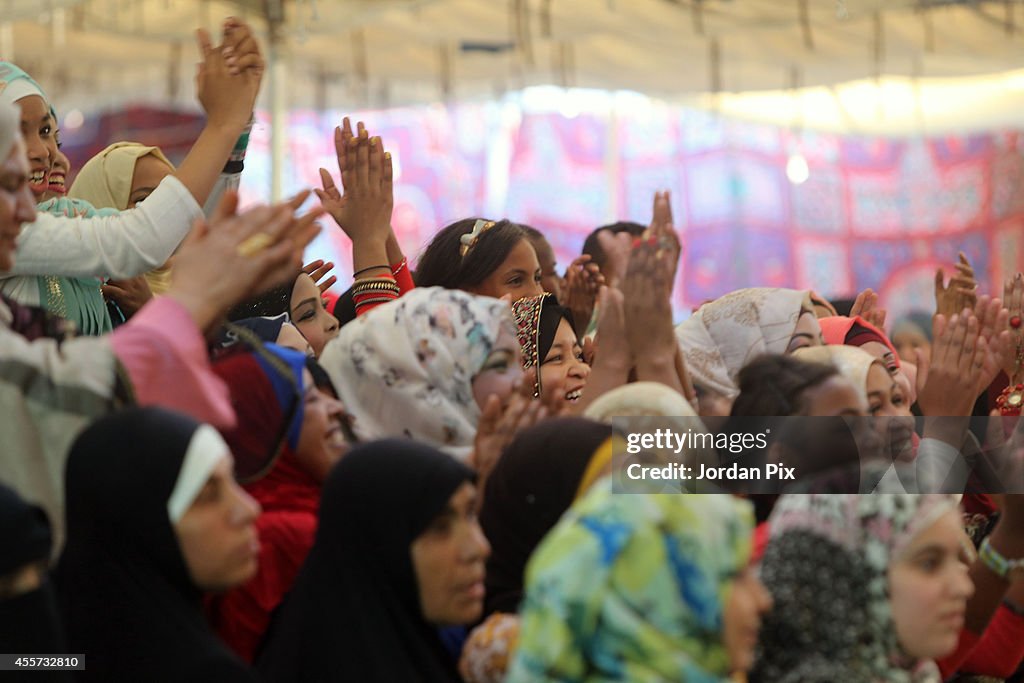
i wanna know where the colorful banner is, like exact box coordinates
[66,101,1024,325]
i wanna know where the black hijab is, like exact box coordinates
[55,407,255,683]
[256,439,475,682]
[0,482,70,682]
[479,417,611,617]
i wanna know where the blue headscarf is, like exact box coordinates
[258,344,309,450]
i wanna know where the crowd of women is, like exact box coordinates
[1,17,1024,683]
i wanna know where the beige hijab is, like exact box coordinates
[583,381,698,422]
[68,142,176,294]
[794,345,880,397]
[674,288,813,401]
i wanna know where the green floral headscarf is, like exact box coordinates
[507,479,754,683]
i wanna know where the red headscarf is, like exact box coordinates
[206,349,321,663]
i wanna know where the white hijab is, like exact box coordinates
[675,287,813,400]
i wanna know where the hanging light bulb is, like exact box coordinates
[786,151,809,185]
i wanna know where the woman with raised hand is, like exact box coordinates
[68,134,254,321]
[3,19,263,289]
[256,439,490,682]
[506,480,771,683]
[57,407,262,682]
[753,494,974,683]
[0,95,322,545]
[0,63,120,333]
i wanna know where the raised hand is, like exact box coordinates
[167,190,323,332]
[220,17,265,76]
[1003,273,1024,381]
[471,389,548,493]
[595,230,632,290]
[935,252,979,320]
[315,118,393,277]
[916,310,989,417]
[195,20,261,132]
[622,242,677,365]
[972,294,1011,394]
[646,190,681,281]
[302,259,337,294]
[561,254,604,336]
[850,288,887,330]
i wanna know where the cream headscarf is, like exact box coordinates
[318,287,515,461]
[794,345,881,397]
[674,287,814,401]
[583,381,697,422]
[68,142,176,294]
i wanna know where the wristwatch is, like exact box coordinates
[979,537,1024,581]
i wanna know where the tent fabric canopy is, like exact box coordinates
[6,0,1024,117]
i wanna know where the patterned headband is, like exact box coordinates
[512,293,551,398]
[459,219,497,258]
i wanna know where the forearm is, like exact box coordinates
[635,354,686,396]
[385,228,404,265]
[175,122,245,208]
[11,179,201,278]
[964,523,1024,633]
[352,238,390,277]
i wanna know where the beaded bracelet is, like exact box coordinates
[352,281,400,295]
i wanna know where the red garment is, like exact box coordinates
[209,451,321,663]
[355,257,416,316]
[205,351,322,663]
[751,521,770,564]
[939,605,1024,679]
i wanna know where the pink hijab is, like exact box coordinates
[819,316,902,367]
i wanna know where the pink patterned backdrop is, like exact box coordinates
[66,102,1024,326]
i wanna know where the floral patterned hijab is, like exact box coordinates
[507,479,754,682]
[318,287,514,461]
[675,288,814,401]
[753,494,959,683]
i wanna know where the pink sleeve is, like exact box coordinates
[110,297,236,430]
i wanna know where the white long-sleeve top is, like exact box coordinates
[7,174,207,280]
[0,171,240,309]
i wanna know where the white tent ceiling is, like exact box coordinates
[5,0,1024,124]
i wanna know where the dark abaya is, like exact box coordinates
[256,439,475,682]
[55,407,256,682]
